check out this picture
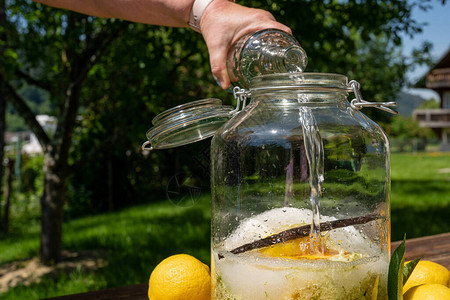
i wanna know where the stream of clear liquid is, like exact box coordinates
[299,107,325,254]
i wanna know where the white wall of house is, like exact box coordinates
[18,114,57,155]
[22,133,43,155]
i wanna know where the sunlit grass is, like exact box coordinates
[0,196,211,299]
[390,152,450,240]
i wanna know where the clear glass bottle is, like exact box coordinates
[227,29,308,89]
[210,73,390,299]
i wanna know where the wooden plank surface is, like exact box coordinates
[48,232,450,300]
[391,232,450,269]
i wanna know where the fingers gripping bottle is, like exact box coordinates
[227,29,308,88]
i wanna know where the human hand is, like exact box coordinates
[199,0,292,89]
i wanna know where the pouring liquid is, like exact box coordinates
[298,106,325,255]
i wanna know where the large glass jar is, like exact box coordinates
[210,73,390,299]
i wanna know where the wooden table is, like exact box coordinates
[391,232,450,269]
[48,232,450,300]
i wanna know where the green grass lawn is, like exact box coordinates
[0,198,211,299]
[390,152,450,241]
[0,152,449,299]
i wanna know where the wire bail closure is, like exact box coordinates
[348,80,398,115]
[230,86,249,114]
[141,140,153,151]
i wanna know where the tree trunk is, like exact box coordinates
[0,0,7,234]
[0,85,5,233]
[107,150,114,211]
[40,150,67,264]
[2,159,13,235]
[1,14,125,263]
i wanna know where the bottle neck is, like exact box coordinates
[259,45,307,74]
[226,29,308,89]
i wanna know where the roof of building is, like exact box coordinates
[433,48,450,70]
[415,47,450,88]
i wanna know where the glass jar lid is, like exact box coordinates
[142,98,236,150]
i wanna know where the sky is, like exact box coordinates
[402,1,450,99]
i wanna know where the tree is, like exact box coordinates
[67,24,218,215]
[1,158,13,234]
[418,98,440,109]
[0,0,7,234]
[387,115,436,151]
[1,2,127,263]
[1,0,213,263]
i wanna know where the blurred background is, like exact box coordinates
[0,0,449,298]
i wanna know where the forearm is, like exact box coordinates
[33,0,294,90]
[32,0,195,27]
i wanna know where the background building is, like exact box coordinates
[413,48,450,150]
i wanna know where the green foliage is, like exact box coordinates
[5,84,52,131]
[388,116,435,140]
[62,19,226,213]
[418,98,440,109]
[388,237,405,300]
[403,258,421,285]
[3,155,43,225]
[388,237,421,300]
[387,115,437,152]
[5,110,27,132]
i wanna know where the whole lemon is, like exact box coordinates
[403,260,450,293]
[148,254,211,300]
[404,283,450,300]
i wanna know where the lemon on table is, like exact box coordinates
[403,260,450,293]
[403,283,450,300]
[148,254,211,300]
